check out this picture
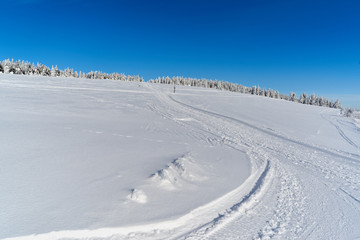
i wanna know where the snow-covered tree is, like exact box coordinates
[342,108,354,117]
[333,99,342,109]
[2,59,15,74]
[309,94,317,105]
[251,86,256,95]
[274,90,280,99]
[299,93,307,104]
[289,92,298,102]
[41,66,51,76]
[21,61,32,75]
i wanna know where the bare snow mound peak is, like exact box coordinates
[127,188,148,203]
[150,154,207,190]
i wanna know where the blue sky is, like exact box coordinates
[1,0,359,108]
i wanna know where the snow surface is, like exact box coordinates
[1,74,359,240]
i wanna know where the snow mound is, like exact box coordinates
[127,189,148,203]
[150,154,207,190]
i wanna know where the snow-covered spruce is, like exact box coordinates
[342,107,360,118]
[0,58,144,82]
[149,76,342,109]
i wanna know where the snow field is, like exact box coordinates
[1,74,360,239]
[0,74,250,239]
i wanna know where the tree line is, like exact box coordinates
[0,59,342,110]
[149,76,342,109]
[0,59,144,82]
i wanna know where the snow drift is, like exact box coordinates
[150,154,207,190]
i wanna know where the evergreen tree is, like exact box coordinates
[333,99,342,109]
[309,94,316,105]
[289,92,298,102]
[342,108,354,117]
[299,93,307,104]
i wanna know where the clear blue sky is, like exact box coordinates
[1,0,359,108]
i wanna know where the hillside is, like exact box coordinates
[1,74,359,240]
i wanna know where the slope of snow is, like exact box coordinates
[170,85,360,155]
[1,74,359,240]
[0,74,249,239]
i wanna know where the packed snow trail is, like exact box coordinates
[2,76,360,240]
[165,86,360,240]
[145,84,360,239]
[119,83,360,239]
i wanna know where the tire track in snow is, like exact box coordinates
[182,147,308,240]
[320,113,359,150]
[333,120,359,150]
[339,188,360,205]
[3,158,271,240]
[182,159,272,240]
[163,91,359,239]
[144,85,287,239]
[170,96,360,163]
[251,147,310,240]
[147,86,308,239]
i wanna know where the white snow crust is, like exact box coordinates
[1,74,359,240]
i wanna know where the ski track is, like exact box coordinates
[320,112,360,150]
[151,85,360,239]
[334,122,359,149]
[171,96,360,162]
[5,83,360,240]
[142,84,360,239]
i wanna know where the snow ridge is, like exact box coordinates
[150,154,207,190]
[183,159,272,239]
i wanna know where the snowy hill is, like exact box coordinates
[1,74,359,240]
